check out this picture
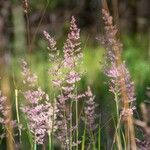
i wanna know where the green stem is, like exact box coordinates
[98,125,101,150]
[34,140,37,150]
[48,132,52,150]
[15,89,22,142]
[64,112,69,150]
[114,86,122,149]
[90,130,96,150]
[81,124,86,150]
[70,101,73,150]
[75,99,78,150]
[114,89,119,118]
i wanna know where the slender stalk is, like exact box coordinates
[114,87,119,118]
[98,125,101,150]
[64,111,69,150]
[75,85,79,150]
[111,116,122,150]
[114,86,122,149]
[121,128,126,149]
[34,140,37,150]
[90,130,96,150]
[48,132,52,150]
[70,101,73,150]
[15,89,22,139]
[75,90,78,150]
[81,125,86,150]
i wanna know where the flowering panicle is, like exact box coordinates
[43,31,59,61]
[44,16,85,148]
[100,9,136,148]
[57,16,83,147]
[21,59,38,87]
[43,31,57,52]
[100,9,136,118]
[84,87,98,132]
[63,16,82,68]
[43,31,63,88]
[21,59,57,144]
[0,91,17,139]
[61,16,83,99]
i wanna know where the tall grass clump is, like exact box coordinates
[99,9,137,149]
[0,14,100,150]
[20,59,57,149]
[1,1,150,149]
[43,16,99,149]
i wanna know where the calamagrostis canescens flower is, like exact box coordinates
[99,9,136,149]
[84,86,98,132]
[21,60,57,144]
[0,91,17,139]
[44,16,84,148]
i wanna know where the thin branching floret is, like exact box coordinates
[21,59,57,144]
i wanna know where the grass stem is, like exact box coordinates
[81,125,86,150]
[15,89,22,143]
[48,132,52,150]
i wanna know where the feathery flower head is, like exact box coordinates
[63,16,82,68]
[100,9,137,148]
[84,86,98,132]
[0,91,7,125]
[24,88,47,104]
[43,30,57,52]
[100,9,136,114]
[21,60,56,144]
[0,91,18,139]
[44,16,84,148]
[21,59,37,87]
[21,101,54,144]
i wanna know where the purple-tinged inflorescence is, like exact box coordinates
[0,91,8,125]
[63,16,83,68]
[56,16,83,147]
[43,16,99,148]
[100,9,136,120]
[99,9,137,149]
[44,16,85,148]
[43,30,57,52]
[21,59,57,144]
[0,91,17,139]
[21,59,38,87]
[43,30,63,88]
[84,86,98,132]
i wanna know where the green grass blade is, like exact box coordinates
[81,125,86,150]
